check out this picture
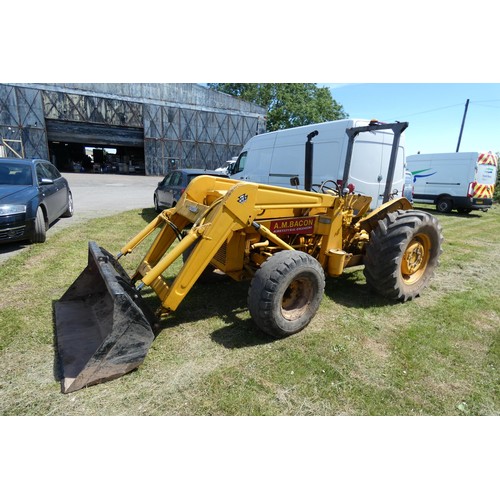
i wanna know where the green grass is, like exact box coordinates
[1,205,499,415]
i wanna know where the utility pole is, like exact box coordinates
[456,98,470,152]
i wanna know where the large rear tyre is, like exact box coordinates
[248,250,325,338]
[363,209,443,301]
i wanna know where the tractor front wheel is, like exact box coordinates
[248,250,325,338]
[364,210,443,301]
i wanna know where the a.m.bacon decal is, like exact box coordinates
[269,217,315,235]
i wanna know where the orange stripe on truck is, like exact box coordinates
[478,152,497,166]
[473,184,494,198]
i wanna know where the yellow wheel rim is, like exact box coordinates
[281,277,314,321]
[401,234,431,285]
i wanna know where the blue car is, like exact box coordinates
[0,158,73,244]
[154,168,228,212]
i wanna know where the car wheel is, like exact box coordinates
[62,191,74,217]
[30,208,47,243]
[154,195,161,213]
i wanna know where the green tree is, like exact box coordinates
[208,83,348,131]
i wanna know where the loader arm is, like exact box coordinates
[132,178,336,315]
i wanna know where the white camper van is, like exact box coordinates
[229,119,407,209]
[406,151,498,213]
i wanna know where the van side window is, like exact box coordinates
[233,152,247,174]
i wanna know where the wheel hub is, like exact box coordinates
[401,235,431,284]
[281,277,313,321]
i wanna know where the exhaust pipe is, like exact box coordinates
[304,130,318,191]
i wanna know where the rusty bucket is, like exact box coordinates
[54,242,157,393]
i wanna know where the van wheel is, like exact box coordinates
[30,208,47,243]
[248,250,325,338]
[436,197,453,213]
[364,209,443,301]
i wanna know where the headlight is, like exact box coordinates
[0,204,27,216]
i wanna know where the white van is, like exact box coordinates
[406,151,498,213]
[229,119,407,209]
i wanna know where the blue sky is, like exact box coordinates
[327,84,500,157]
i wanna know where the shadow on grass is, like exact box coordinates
[323,268,397,309]
[154,275,274,349]
[413,204,483,219]
[138,207,159,224]
[0,240,29,255]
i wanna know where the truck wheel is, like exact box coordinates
[363,209,443,301]
[248,250,325,338]
[436,197,453,213]
[30,207,47,243]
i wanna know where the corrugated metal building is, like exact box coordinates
[0,83,266,175]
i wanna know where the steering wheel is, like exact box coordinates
[318,180,340,196]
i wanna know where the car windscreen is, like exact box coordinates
[0,163,33,185]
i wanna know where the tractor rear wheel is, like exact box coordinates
[364,209,443,301]
[248,250,325,338]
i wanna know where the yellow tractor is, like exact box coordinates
[54,122,443,393]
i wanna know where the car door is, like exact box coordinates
[36,162,60,222]
[168,171,183,206]
[43,161,68,217]
[157,172,173,207]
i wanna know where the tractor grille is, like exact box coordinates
[213,241,227,266]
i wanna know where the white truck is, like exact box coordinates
[215,156,238,175]
[406,151,498,213]
[229,119,408,209]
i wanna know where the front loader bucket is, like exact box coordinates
[54,241,158,393]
